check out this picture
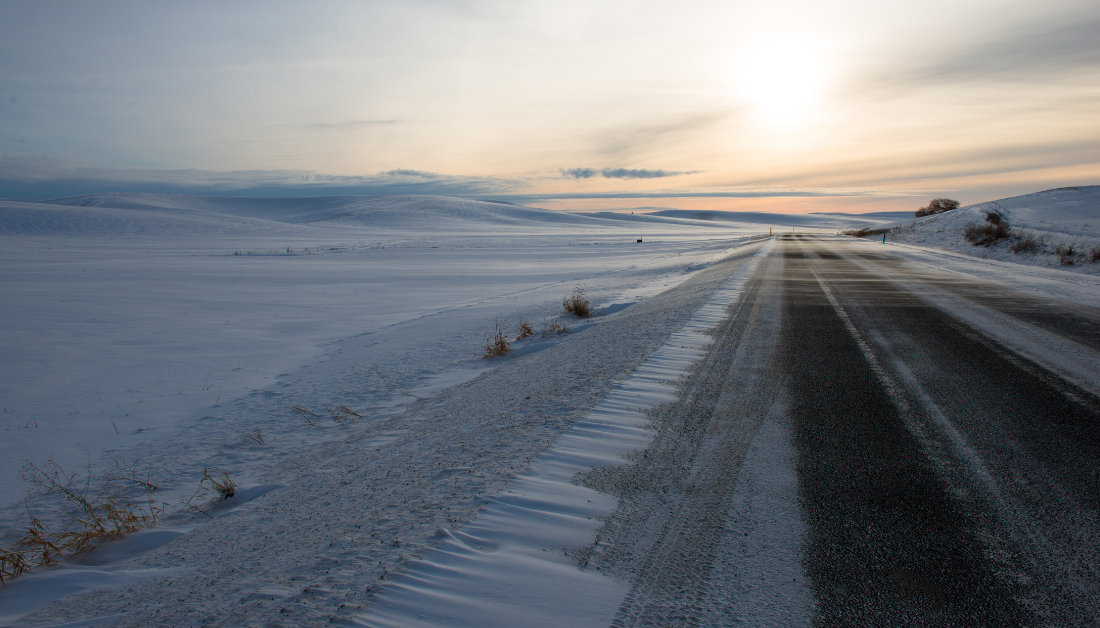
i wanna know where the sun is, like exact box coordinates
[736,37,829,128]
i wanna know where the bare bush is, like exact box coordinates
[1056,243,1077,265]
[195,467,236,501]
[841,227,892,238]
[0,541,33,584]
[540,317,570,338]
[1089,246,1100,263]
[515,317,535,341]
[1011,233,1042,254]
[562,285,592,318]
[915,198,961,217]
[3,456,166,581]
[482,322,512,359]
[964,213,1010,246]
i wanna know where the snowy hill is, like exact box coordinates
[0,194,766,525]
[645,209,910,229]
[574,208,907,230]
[887,186,1100,271]
[5,192,912,236]
[8,193,609,234]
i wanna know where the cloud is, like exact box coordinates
[595,112,727,159]
[560,167,599,179]
[860,13,1100,94]
[0,155,524,199]
[559,167,699,180]
[307,120,399,129]
[0,155,901,204]
[500,187,905,206]
[599,168,698,179]
[380,169,445,179]
[739,137,1100,189]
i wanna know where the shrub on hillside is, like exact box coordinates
[1011,233,1042,254]
[915,198,960,217]
[841,227,892,238]
[964,212,1010,246]
[1055,243,1077,265]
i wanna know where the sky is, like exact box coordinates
[1,0,1098,213]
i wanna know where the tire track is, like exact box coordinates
[812,236,1100,625]
[577,245,787,627]
[783,235,1031,626]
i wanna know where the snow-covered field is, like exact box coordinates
[885,185,1100,272]
[2,195,735,509]
[0,193,901,624]
[6,190,1095,626]
[0,193,908,515]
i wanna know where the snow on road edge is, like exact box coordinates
[355,240,775,627]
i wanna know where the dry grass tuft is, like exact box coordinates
[369,365,421,400]
[562,285,592,318]
[331,405,362,422]
[2,456,166,582]
[0,541,34,584]
[540,317,570,338]
[482,322,513,359]
[196,467,236,500]
[237,428,267,444]
[290,405,322,425]
[1056,243,1077,265]
[515,317,535,341]
[1011,233,1042,254]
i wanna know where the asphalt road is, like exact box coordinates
[585,234,1100,627]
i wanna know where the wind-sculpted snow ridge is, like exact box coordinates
[887,185,1100,273]
[358,239,774,628]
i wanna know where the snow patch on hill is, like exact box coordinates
[886,186,1100,272]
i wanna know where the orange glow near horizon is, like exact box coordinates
[529,195,926,215]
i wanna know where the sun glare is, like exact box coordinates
[737,37,829,128]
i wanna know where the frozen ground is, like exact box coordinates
[3,191,1097,626]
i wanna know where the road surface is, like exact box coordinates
[584,234,1100,626]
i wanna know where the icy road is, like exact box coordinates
[8,234,1100,627]
[579,234,1100,626]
